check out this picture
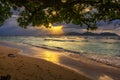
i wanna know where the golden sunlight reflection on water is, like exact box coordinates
[34,50,60,63]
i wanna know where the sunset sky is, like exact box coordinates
[0,16,120,36]
[0,1,120,36]
[0,6,119,36]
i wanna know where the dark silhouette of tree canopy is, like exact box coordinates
[0,0,120,30]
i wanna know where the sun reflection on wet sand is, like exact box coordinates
[34,50,60,63]
[98,75,114,80]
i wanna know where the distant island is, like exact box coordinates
[65,32,119,37]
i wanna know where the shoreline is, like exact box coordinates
[1,41,120,68]
[0,45,91,80]
[0,41,120,80]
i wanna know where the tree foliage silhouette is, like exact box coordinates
[0,0,119,30]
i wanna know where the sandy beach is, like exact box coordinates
[0,45,91,80]
[0,42,120,80]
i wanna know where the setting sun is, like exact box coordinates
[50,26,64,35]
[37,25,64,35]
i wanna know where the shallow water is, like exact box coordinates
[0,36,120,67]
[0,36,120,56]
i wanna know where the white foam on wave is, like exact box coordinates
[23,42,120,68]
[82,54,120,68]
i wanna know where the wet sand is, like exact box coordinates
[0,41,120,80]
[0,46,90,80]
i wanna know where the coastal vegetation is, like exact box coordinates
[0,0,119,30]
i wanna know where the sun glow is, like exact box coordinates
[34,24,64,35]
[50,26,64,35]
[81,7,91,14]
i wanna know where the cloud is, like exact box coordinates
[0,17,84,36]
[0,17,47,36]
[0,16,120,36]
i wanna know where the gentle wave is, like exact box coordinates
[22,42,120,68]
[0,36,120,68]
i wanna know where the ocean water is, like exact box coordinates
[0,36,120,56]
[0,36,120,67]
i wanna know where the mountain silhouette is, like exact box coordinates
[65,32,119,36]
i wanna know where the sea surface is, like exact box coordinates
[0,36,120,67]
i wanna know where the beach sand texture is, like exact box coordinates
[0,46,91,80]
